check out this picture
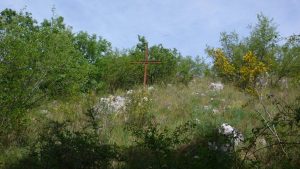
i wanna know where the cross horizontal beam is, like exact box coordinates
[130,61,162,64]
[130,43,162,88]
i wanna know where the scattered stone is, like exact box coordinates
[148,86,154,91]
[142,96,149,102]
[95,95,127,114]
[256,72,269,88]
[203,105,211,110]
[208,141,218,150]
[218,123,244,146]
[256,137,267,147]
[192,91,206,96]
[212,109,219,114]
[208,123,244,152]
[126,90,134,95]
[40,109,49,114]
[193,155,199,159]
[209,82,224,91]
[279,77,288,90]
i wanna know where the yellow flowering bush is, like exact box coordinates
[239,51,268,87]
[210,49,268,95]
[212,49,235,78]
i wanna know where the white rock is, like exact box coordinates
[208,141,218,150]
[209,82,224,91]
[110,96,126,111]
[212,109,219,114]
[218,123,244,146]
[96,95,127,113]
[256,137,267,147]
[279,77,288,90]
[256,72,269,88]
[193,155,199,159]
[148,86,154,91]
[203,105,211,110]
[40,110,49,114]
[142,97,149,102]
[126,90,134,95]
[208,124,244,152]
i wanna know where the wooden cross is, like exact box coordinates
[131,43,161,88]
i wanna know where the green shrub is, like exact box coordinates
[124,121,242,169]
[240,95,300,169]
[11,121,118,169]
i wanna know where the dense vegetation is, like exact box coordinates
[0,9,299,169]
[207,14,300,92]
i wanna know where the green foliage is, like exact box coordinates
[207,13,300,90]
[148,44,178,84]
[0,9,90,147]
[246,14,279,66]
[125,121,242,169]
[10,121,118,169]
[73,31,112,64]
[175,56,195,85]
[1,8,207,150]
[125,122,195,169]
[94,36,207,92]
[5,7,300,169]
[276,35,300,83]
[241,96,300,169]
[72,31,113,91]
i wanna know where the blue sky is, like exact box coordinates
[1,0,300,59]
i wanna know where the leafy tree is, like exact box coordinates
[246,14,279,66]
[148,44,178,84]
[0,9,89,146]
[207,14,284,90]
[73,31,112,64]
[72,31,112,91]
[94,36,201,92]
[176,56,195,85]
[12,121,118,169]
[95,52,142,92]
[275,35,300,84]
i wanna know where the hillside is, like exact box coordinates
[1,8,300,169]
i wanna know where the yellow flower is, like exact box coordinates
[213,49,235,76]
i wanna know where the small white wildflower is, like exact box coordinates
[212,109,219,114]
[142,97,149,102]
[203,105,210,110]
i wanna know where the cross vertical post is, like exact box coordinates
[143,43,148,87]
[131,43,161,88]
